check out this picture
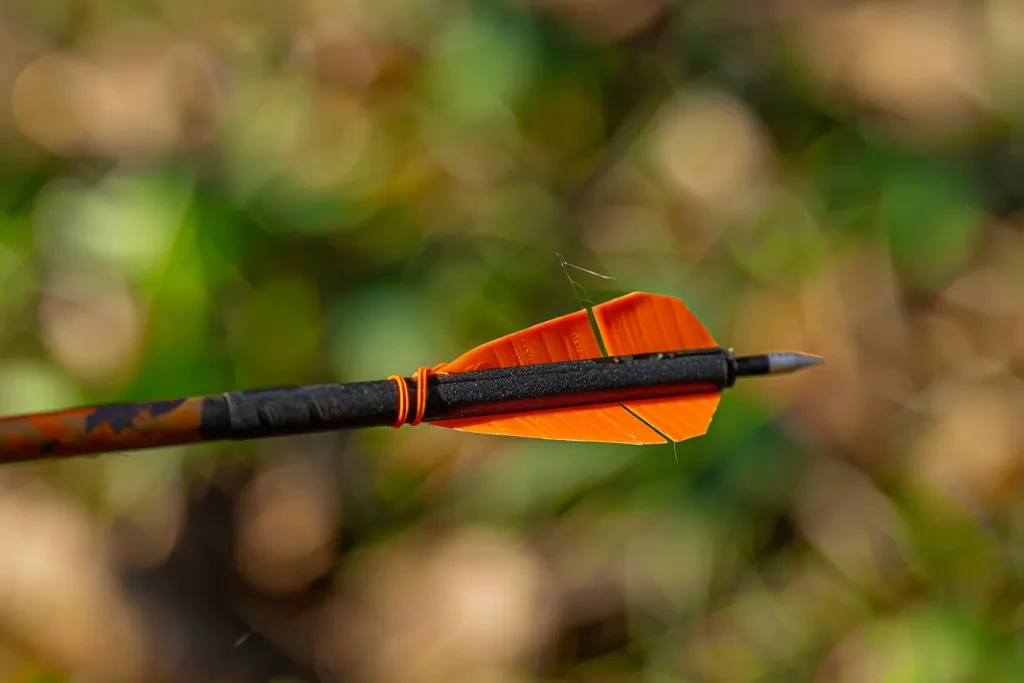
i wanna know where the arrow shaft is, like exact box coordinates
[0,348,739,463]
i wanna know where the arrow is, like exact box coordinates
[0,292,822,463]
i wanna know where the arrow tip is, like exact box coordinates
[764,352,825,375]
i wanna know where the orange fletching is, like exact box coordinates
[443,309,602,372]
[592,292,721,443]
[591,292,716,355]
[432,292,722,445]
[438,407,666,445]
[434,307,666,444]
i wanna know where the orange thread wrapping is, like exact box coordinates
[388,364,449,428]
[386,374,408,428]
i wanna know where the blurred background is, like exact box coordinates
[1,0,1024,681]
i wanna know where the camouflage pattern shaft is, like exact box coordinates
[0,377,411,464]
[0,397,214,464]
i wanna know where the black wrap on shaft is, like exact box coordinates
[220,381,400,439]
[424,348,733,420]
